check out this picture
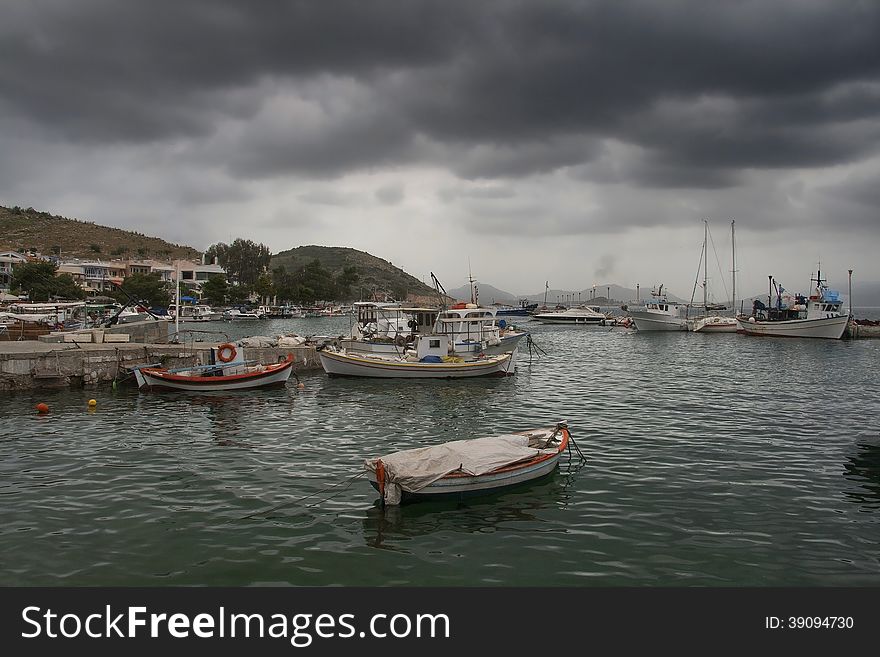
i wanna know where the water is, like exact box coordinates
[2,318,879,586]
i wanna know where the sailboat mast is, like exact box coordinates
[703,219,708,311]
[731,219,736,314]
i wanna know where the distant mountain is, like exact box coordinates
[449,282,689,306]
[271,245,437,302]
[0,205,201,261]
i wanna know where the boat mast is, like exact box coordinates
[543,281,549,307]
[702,219,708,312]
[731,219,736,315]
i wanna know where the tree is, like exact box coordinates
[253,272,275,302]
[113,273,171,307]
[89,244,102,254]
[54,274,87,300]
[200,275,229,305]
[335,265,359,300]
[205,238,271,286]
[11,261,86,301]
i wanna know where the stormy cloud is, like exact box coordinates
[1,0,879,295]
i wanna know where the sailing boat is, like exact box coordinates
[690,220,738,333]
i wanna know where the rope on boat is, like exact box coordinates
[241,470,367,519]
[565,428,588,464]
[525,334,548,364]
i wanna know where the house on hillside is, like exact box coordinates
[0,251,28,290]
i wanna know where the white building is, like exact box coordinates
[0,251,30,290]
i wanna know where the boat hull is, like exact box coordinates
[533,315,605,325]
[690,316,738,333]
[134,357,294,391]
[319,349,515,378]
[736,315,848,339]
[629,311,688,331]
[369,457,561,501]
[367,426,570,503]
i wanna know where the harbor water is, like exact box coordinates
[2,316,879,586]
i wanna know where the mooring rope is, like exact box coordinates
[242,470,368,519]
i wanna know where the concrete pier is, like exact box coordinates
[0,341,321,390]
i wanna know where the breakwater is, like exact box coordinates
[0,341,321,390]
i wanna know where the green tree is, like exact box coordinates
[89,244,102,254]
[11,261,86,301]
[253,272,275,302]
[200,275,229,305]
[205,238,271,286]
[54,274,87,300]
[334,265,359,300]
[113,273,171,307]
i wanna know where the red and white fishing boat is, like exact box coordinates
[133,343,295,391]
[365,423,573,505]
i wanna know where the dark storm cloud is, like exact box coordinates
[2,0,880,188]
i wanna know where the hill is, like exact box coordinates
[0,205,201,261]
[449,281,688,306]
[271,245,438,302]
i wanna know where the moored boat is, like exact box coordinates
[533,305,608,325]
[133,344,294,391]
[364,422,573,504]
[737,270,849,339]
[629,285,689,331]
[319,334,515,378]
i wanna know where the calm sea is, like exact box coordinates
[1,316,879,586]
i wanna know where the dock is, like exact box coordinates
[0,340,321,391]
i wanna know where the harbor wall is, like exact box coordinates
[0,342,321,391]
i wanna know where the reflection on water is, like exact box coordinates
[362,467,586,552]
[2,323,880,585]
[843,434,880,508]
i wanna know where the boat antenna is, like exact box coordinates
[848,269,853,317]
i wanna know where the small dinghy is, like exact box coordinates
[365,422,573,505]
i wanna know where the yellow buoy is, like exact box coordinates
[88,399,97,407]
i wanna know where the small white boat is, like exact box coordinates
[223,308,265,320]
[737,270,849,339]
[533,306,608,325]
[133,345,294,391]
[690,315,738,333]
[319,334,515,378]
[629,285,688,331]
[365,422,572,504]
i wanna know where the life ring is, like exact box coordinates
[217,343,237,363]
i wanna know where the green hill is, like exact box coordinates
[271,245,438,302]
[0,205,201,261]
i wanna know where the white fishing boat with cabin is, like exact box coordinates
[737,270,849,339]
[628,285,689,331]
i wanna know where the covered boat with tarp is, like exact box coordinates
[365,422,575,505]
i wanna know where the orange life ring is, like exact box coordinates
[217,343,237,363]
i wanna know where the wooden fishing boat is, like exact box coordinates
[319,333,515,378]
[365,423,572,504]
[133,348,294,391]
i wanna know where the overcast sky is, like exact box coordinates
[2,0,879,299]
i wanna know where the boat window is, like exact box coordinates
[429,339,440,348]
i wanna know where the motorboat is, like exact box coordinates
[434,303,528,354]
[364,422,573,505]
[223,308,265,320]
[737,270,849,339]
[532,305,608,325]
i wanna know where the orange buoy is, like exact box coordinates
[297,382,305,390]
[35,402,49,414]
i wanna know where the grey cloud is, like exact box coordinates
[1,0,878,188]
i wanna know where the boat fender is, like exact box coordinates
[217,343,237,363]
